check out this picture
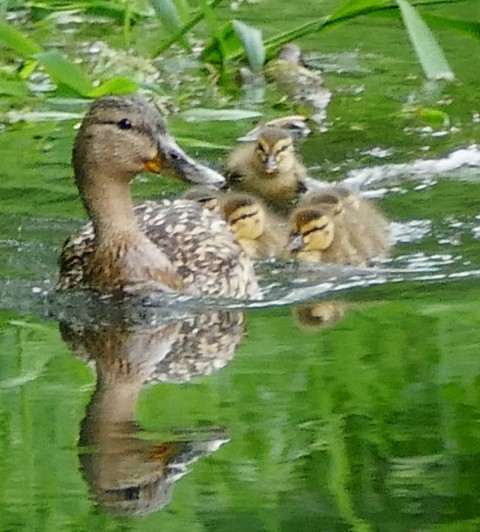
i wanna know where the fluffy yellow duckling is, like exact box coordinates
[333,185,390,259]
[299,190,362,265]
[219,193,288,260]
[288,207,335,262]
[226,126,308,215]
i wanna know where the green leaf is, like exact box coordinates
[149,0,190,49]
[0,21,43,57]
[329,0,389,21]
[201,21,242,66]
[34,51,94,96]
[151,0,225,57]
[88,77,139,98]
[181,108,262,122]
[423,14,480,40]
[150,0,184,31]
[233,20,265,72]
[0,79,29,97]
[396,0,455,80]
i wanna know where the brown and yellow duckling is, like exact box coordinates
[333,185,390,259]
[57,95,259,298]
[226,126,308,215]
[288,207,336,263]
[219,193,288,260]
[265,43,331,124]
[300,186,390,263]
[299,189,361,265]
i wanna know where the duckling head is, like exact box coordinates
[277,43,304,65]
[223,195,266,241]
[253,127,296,176]
[332,185,361,209]
[73,95,224,198]
[289,207,335,259]
[304,190,345,217]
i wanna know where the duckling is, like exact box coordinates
[219,192,288,260]
[226,126,308,214]
[57,95,259,299]
[265,43,331,123]
[288,207,335,262]
[300,190,362,265]
[293,302,347,331]
[332,185,390,260]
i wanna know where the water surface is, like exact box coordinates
[1,2,480,530]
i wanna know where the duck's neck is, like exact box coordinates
[79,171,139,240]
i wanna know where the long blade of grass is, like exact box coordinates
[397,0,454,80]
[233,20,265,72]
[35,51,94,96]
[149,0,190,49]
[150,0,183,32]
[261,0,473,58]
[151,0,225,57]
[0,21,43,57]
[328,0,389,20]
[423,14,480,40]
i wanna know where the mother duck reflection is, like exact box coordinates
[57,95,259,298]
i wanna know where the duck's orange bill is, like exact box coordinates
[144,153,162,173]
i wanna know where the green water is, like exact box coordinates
[1,1,480,530]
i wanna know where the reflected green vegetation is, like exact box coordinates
[2,289,480,529]
[1,0,480,529]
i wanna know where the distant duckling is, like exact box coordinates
[288,207,335,262]
[220,193,288,260]
[226,126,308,215]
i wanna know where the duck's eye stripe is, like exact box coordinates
[198,197,216,204]
[275,142,292,154]
[303,223,330,237]
[230,209,259,224]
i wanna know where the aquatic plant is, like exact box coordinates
[0,0,477,100]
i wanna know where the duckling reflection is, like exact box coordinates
[293,302,348,331]
[60,309,244,516]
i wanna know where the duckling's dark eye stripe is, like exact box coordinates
[303,223,330,237]
[198,197,216,204]
[230,209,259,224]
[275,142,292,154]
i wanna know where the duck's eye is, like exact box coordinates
[117,118,132,130]
[167,151,180,161]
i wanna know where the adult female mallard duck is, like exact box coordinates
[218,192,288,260]
[226,126,308,215]
[57,95,259,298]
